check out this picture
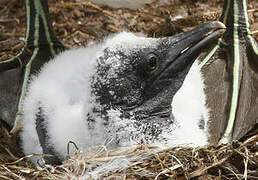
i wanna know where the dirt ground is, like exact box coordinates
[0,0,257,62]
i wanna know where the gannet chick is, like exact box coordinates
[20,21,226,164]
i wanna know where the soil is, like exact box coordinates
[0,0,257,62]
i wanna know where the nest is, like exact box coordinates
[0,128,257,179]
[0,0,257,179]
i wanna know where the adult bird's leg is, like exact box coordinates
[200,0,258,144]
[0,0,66,134]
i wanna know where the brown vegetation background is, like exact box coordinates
[0,0,257,62]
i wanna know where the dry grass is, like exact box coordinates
[0,129,257,179]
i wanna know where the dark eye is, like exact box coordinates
[147,53,158,71]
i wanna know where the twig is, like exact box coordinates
[248,8,258,13]
[154,164,182,180]
[53,1,116,18]
[0,18,17,23]
[2,165,25,180]
[0,32,24,38]
[0,174,11,180]
[0,145,19,161]
[188,155,230,178]
[4,153,54,165]
[243,146,249,180]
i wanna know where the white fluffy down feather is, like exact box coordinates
[20,32,209,163]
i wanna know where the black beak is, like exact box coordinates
[155,21,226,82]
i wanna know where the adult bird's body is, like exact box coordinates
[200,0,258,144]
[20,22,225,164]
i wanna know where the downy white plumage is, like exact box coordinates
[21,21,225,164]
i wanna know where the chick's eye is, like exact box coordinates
[147,53,158,71]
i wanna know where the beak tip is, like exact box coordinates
[212,21,226,30]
